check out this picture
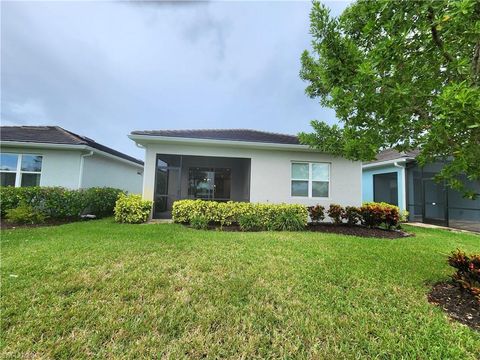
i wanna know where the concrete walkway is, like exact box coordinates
[407,222,479,234]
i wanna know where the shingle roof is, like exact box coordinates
[130,129,300,145]
[366,148,420,164]
[1,126,143,165]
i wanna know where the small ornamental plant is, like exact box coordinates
[114,194,152,224]
[342,206,361,225]
[307,205,325,224]
[448,250,480,301]
[327,204,344,225]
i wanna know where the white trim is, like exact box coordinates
[0,153,43,187]
[128,134,318,152]
[290,161,330,199]
[0,141,143,168]
[362,158,415,169]
[393,161,407,211]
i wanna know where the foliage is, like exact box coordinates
[327,204,344,225]
[238,213,263,232]
[360,202,401,229]
[113,194,152,224]
[342,206,362,225]
[190,214,209,230]
[307,205,325,224]
[300,0,480,198]
[172,200,308,231]
[5,203,46,224]
[0,186,124,220]
[448,250,480,300]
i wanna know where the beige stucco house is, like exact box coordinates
[129,129,362,218]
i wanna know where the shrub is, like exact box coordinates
[448,249,480,300]
[5,203,46,224]
[114,194,152,224]
[307,205,325,224]
[342,206,361,225]
[172,200,308,232]
[272,209,306,231]
[190,214,209,230]
[238,213,263,231]
[360,202,401,229]
[327,204,344,225]
[0,186,125,220]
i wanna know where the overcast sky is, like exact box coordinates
[1,0,350,159]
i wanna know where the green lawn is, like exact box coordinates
[1,220,479,359]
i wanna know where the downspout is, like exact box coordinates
[393,161,407,211]
[78,150,94,189]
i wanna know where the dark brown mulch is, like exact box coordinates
[428,281,480,331]
[307,223,411,239]
[188,223,412,239]
[0,218,80,230]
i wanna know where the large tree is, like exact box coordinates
[300,0,480,198]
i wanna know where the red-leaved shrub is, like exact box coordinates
[342,206,361,225]
[307,205,325,224]
[448,250,480,301]
[327,204,344,225]
[360,202,400,229]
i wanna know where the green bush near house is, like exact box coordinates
[172,199,308,231]
[5,202,46,224]
[114,194,152,224]
[0,186,124,221]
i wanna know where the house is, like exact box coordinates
[0,126,143,193]
[129,129,362,218]
[362,149,480,232]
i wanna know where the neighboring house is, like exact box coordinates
[0,126,143,194]
[363,149,480,232]
[129,129,362,218]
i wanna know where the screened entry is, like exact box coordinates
[153,154,251,218]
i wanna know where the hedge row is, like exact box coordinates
[172,199,308,231]
[308,202,404,229]
[0,186,124,220]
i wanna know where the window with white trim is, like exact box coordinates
[291,162,329,197]
[0,153,43,187]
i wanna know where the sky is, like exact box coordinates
[1,0,350,159]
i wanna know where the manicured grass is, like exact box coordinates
[1,220,479,359]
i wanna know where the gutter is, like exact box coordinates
[78,150,94,189]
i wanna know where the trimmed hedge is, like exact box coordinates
[0,186,124,220]
[114,194,152,224]
[172,199,308,231]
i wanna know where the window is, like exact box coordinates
[188,167,231,201]
[291,162,329,197]
[0,153,43,187]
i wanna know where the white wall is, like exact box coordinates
[82,153,143,194]
[142,142,362,207]
[1,146,82,188]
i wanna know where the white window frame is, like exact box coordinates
[291,161,330,198]
[0,153,43,187]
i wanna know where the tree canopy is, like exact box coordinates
[299,0,480,197]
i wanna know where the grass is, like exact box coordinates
[1,220,479,359]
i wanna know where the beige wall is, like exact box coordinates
[142,142,362,207]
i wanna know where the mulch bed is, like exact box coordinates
[189,223,412,239]
[428,282,480,331]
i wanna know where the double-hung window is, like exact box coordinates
[291,162,329,198]
[0,153,43,187]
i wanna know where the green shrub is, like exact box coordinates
[114,194,152,224]
[238,213,263,231]
[342,206,361,225]
[172,200,308,232]
[190,214,209,230]
[327,204,344,225]
[307,205,325,224]
[448,249,480,300]
[5,203,46,224]
[360,202,401,229]
[272,209,306,231]
[0,186,125,220]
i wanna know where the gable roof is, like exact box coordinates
[366,148,420,165]
[130,129,300,145]
[1,126,143,166]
